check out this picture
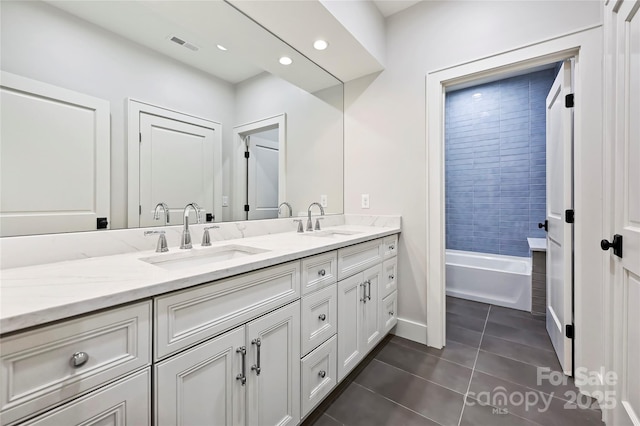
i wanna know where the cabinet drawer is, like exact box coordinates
[0,301,151,425]
[383,235,398,259]
[337,239,382,280]
[301,335,337,418]
[23,368,151,426]
[301,251,337,295]
[381,257,398,298]
[155,261,300,360]
[301,284,337,356]
[381,291,398,334]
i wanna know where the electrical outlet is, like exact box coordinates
[222,196,229,207]
[320,195,328,208]
[361,194,370,209]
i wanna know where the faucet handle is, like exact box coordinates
[201,226,220,246]
[314,217,324,231]
[144,230,168,253]
[293,219,304,233]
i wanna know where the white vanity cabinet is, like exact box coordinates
[0,301,151,425]
[155,301,300,426]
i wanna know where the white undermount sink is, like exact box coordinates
[140,244,268,271]
[301,229,362,238]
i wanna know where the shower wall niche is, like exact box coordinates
[445,69,556,257]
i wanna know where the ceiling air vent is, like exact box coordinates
[169,35,199,52]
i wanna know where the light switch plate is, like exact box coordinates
[320,195,328,208]
[361,194,370,209]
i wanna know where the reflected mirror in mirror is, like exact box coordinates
[0,0,344,237]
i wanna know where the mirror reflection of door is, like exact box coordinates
[246,129,279,220]
[129,100,223,228]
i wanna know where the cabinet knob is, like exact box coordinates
[389,311,395,316]
[318,370,326,378]
[389,244,395,250]
[70,351,89,368]
[389,274,395,280]
[318,314,326,321]
[318,269,326,277]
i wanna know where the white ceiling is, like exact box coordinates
[45,0,340,92]
[372,0,422,17]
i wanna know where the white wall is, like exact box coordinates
[235,73,344,217]
[344,1,601,342]
[1,0,236,228]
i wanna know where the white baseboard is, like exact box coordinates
[392,317,427,345]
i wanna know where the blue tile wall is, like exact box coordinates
[445,69,556,257]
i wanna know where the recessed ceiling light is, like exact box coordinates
[279,56,293,65]
[216,44,227,51]
[313,39,328,50]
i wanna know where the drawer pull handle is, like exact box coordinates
[366,280,372,301]
[389,274,395,280]
[236,346,247,385]
[70,351,89,368]
[318,370,326,378]
[318,269,326,276]
[318,314,326,321]
[389,244,395,250]
[360,283,367,303]
[251,338,261,376]
[389,311,395,316]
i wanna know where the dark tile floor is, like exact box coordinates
[303,297,604,426]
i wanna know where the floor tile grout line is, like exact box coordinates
[350,381,448,426]
[370,357,468,396]
[457,304,491,426]
[320,412,344,426]
[385,339,477,370]
[475,347,560,372]
[480,332,557,355]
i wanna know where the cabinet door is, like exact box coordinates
[362,264,382,353]
[337,273,364,381]
[155,326,245,426]
[246,302,300,426]
[23,368,150,426]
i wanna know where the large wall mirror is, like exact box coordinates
[0,0,344,237]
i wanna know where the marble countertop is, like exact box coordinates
[527,237,547,252]
[0,224,400,334]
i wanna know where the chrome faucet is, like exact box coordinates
[307,202,325,232]
[153,202,170,225]
[180,203,202,249]
[278,202,293,217]
[145,230,168,253]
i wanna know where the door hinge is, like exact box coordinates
[565,209,575,223]
[244,204,250,212]
[96,217,108,229]
[244,151,250,159]
[565,94,575,108]
[139,205,142,215]
[139,132,142,143]
[565,324,574,339]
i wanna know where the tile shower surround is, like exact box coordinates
[445,69,556,257]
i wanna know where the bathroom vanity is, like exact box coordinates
[0,217,400,425]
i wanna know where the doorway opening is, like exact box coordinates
[232,114,286,221]
[442,61,576,378]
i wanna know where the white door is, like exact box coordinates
[605,1,640,424]
[545,60,574,375]
[0,72,110,236]
[246,302,300,426]
[337,273,364,381]
[139,112,216,227]
[362,264,382,353]
[154,326,245,426]
[247,133,279,220]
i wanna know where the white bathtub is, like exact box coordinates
[446,250,532,311]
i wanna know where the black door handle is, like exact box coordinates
[601,234,623,258]
[538,220,548,232]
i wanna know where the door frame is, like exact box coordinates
[127,99,222,227]
[232,114,286,221]
[425,26,604,396]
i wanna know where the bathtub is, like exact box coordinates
[446,250,532,311]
